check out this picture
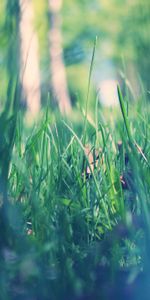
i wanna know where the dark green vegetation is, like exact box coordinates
[0,83,150,300]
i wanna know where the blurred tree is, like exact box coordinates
[19,0,41,116]
[48,0,71,114]
[1,0,150,114]
[32,1,50,103]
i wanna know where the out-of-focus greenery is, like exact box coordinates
[63,0,150,103]
[99,0,150,88]
[0,0,150,109]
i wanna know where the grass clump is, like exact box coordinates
[0,84,150,300]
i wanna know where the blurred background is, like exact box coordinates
[0,0,150,116]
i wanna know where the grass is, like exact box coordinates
[0,78,150,299]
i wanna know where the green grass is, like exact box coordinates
[0,83,150,300]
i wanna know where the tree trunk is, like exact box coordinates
[48,0,71,115]
[19,0,41,116]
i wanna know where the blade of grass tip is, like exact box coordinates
[98,123,110,166]
[121,55,136,107]
[81,107,96,129]
[134,141,150,167]
[63,120,111,229]
[117,85,133,144]
[37,121,48,195]
[47,125,58,154]
[82,36,97,146]
[95,93,100,149]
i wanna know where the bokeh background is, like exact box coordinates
[0,0,150,116]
